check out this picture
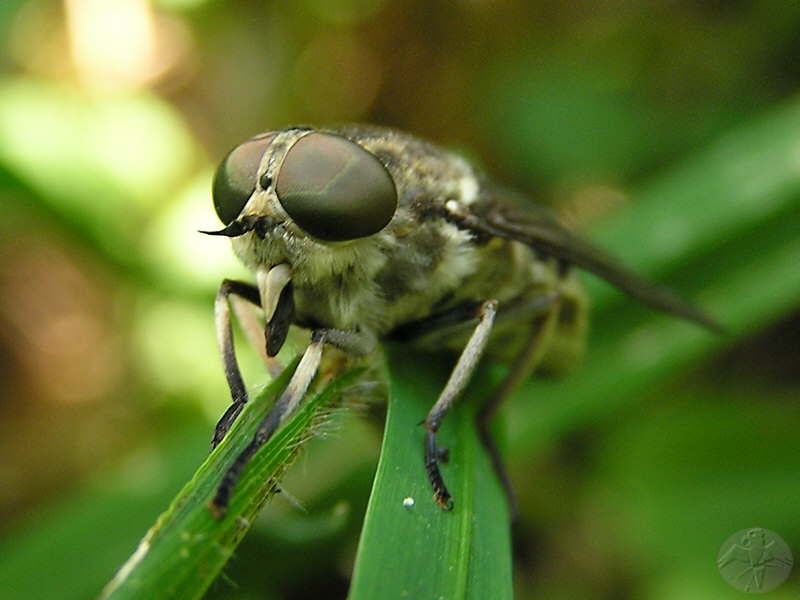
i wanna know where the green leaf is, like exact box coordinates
[349,348,513,600]
[100,358,362,600]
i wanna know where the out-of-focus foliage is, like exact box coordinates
[0,2,798,599]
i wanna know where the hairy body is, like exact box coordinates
[206,124,716,513]
[230,126,587,371]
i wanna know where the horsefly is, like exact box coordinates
[203,125,719,515]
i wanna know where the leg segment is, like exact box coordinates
[424,300,497,510]
[212,265,296,449]
[477,294,562,519]
[209,326,375,516]
[211,279,261,449]
[210,330,326,515]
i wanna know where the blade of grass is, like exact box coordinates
[349,348,513,600]
[100,358,363,600]
[0,422,210,600]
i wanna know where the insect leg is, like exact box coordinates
[212,265,296,448]
[386,300,485,343]
[211,279,261,449]
[424,299,497,510]
[477,294,562,519]
[210,330,325,515]
[210,327,375,516]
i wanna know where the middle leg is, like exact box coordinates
[423,299,497,510]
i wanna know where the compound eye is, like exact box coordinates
[212,134,275,225]
[275,133,397,241]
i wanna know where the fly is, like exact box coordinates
[202,125,720,516]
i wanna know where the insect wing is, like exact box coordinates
[462,179,721,331]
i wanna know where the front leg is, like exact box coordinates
[209,326,375,516]
[211,279,261,449]
[212,264,295,448]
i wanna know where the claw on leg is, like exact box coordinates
[209,331,326,516]
[423,300,497,510]
[211,279,261,449]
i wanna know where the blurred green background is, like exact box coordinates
[0,1,799,599]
